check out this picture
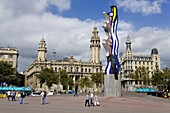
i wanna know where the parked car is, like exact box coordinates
[47,91,54,96]
[30,91,42,96]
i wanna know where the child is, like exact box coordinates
[85,94,90,107]
[93,95,100,106]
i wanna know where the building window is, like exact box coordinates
[156,62,158,66]
[76,67,79,72]
[139,81,142,85]
[89,68,91,73]
[96,68,98,73]
[81,68,83,72]
[9,55,13,58]
[128,61,130,64]
[128,66,130,70]
[70,67,73,72]
[85,68,87,73]
[135,81,138,85]
[59,67,61,71]
[55,67,57,72]
[64,67,67,71]
[0,54,3,58]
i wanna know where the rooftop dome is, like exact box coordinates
[151,48,158,55]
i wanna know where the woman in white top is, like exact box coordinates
[40,91,45,105]
[90,92,94,106]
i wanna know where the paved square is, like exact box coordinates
[0,92,170,113]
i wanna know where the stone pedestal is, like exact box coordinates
[104,74,121,97]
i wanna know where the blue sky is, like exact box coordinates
[60,0,170,29]
[0,0,170,72]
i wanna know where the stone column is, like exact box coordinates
[104,74,121,97]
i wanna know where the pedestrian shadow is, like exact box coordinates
[44,102,49,104]
[23,103,29,104]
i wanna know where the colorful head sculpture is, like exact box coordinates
[102,5,120,80]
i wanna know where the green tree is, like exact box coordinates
[129,66,150,85]
[59,70,73,90]
[78,77,93,89]
[46,72,59,88]
[151,69,164,86]
[37,68,59,88]
[0,61,15,76]
[0,61,18,86]
[162,68,170,81]
[91,72,104,88]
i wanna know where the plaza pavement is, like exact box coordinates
[0,91,170,113]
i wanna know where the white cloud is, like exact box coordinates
[116,0,165,15]
[0,0,71,19]
[0,0,170,72]
[47,0,71,12]
[0,0,96,72]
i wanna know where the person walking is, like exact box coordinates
[90,92,94,106]
[74,84,78,97]
[6,90,11,101]
[44,91,47,104]
[19,91,25,104]
[11,91,16,101]
[40,91,45,105]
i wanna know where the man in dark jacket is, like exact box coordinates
[19,91,25,104]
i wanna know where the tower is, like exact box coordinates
[90,27,100,63]
[37,37,47,61]
[126,35,132,53]
[124,35,133,75]
[151,48,160,70]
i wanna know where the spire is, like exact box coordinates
[126,35,132,52]
[126,35,131,43]
[92,26,99,38]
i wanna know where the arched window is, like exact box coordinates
[76,67,79,72]
[55,67,57,72]
[85,68,87,73]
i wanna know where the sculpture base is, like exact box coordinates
[104,74,121,97]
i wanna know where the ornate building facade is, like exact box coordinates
[119,36,160,91]
[0,47,19,69]
[25,27,102,90]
